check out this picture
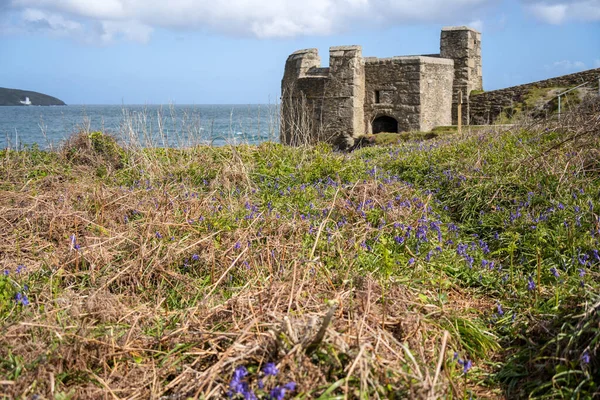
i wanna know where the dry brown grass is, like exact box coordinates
[0,133,507,399]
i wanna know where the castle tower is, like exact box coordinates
[280,49,323,145]
[440,26,482,124]
[321,46,365,142]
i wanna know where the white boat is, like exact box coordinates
[19,97,32,105]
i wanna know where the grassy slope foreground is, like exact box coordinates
[1,99,599,399]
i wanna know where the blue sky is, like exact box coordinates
[1,0,598,104]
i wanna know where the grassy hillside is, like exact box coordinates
[0,99,599,399]
[0,87,66,106]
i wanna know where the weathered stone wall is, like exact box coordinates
[280,49,326,145]
[469,68,600,125]
[322,46,365,141]
[440,26,482,125]
[419,58,455,131]
[364,57,422,132]
[363,56,454,132]
[280,47,365,145]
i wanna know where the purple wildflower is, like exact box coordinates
[582,351,590,364]
[497,303,504,316]
[70,234,81,250]
[527,276,536,291]
[463,359,473,374]
[269,387,286,400]
[550,267,560,278]
[192,254,200,261]
[456,357,473,374]
[229,366,255,400]
[408,258,415,265]
[262,362,278,377]
[15,292,30,306]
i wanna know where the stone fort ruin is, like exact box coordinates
[280,26,482,146]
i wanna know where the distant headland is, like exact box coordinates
[0,87,66,106]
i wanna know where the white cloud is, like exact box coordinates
[522,0,600,24]
[467,19,484,31]
[21,8,83,36]
[547,59,587,71]
[98,20,152,43]
[3,0,494,41]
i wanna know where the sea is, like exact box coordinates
[0,104,280,149]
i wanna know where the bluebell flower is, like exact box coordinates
[284,382,296,391]
[408,258,415,265]
[579,268,586,277]
[15,292,30,306]
[527,276,536,291]
[232,366,248,382]
[456,357,473,374]
[3,269,9,276]
[550,267,560,278]
[497,303,504,316]
[155,232,163,239]
[192,254,200,261]
[582,351,590,364]
[262,362,278,377]
[463,359,473,374]
[269,386,286,400]
[229,366,256,399]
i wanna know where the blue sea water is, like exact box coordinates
[0,104,279,149]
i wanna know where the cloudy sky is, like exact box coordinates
[1,0,598,104]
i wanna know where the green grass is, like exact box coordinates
[1,99,599,399]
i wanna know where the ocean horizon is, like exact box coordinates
[0,104,280,149]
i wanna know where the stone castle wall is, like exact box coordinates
[469,68,600,125]
[280,26,482,145]
[364,57,423,133]
[363,56,454,133]
[280,49,325,145]
[419,58,455,131]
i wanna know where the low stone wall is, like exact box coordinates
[469,68,600,125]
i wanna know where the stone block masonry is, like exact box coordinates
[280,26,482,146]
[469,68,600,125]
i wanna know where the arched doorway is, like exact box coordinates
[372,116,398,134]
